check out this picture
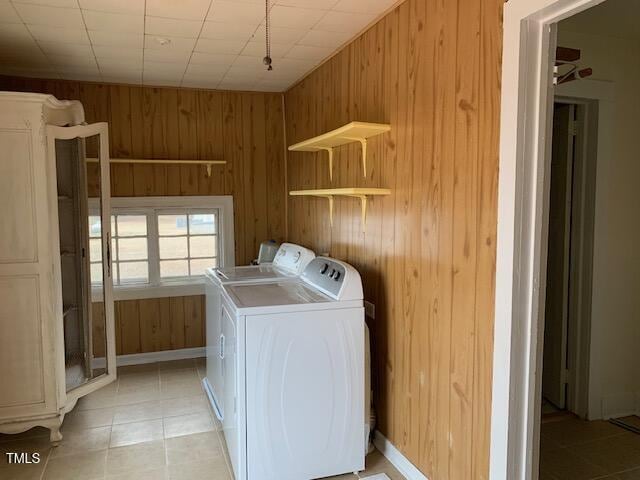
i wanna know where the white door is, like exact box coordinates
[205,280,224,419]
[47,123,116,404]
[542,103,575,409]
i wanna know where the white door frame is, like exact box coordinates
[490,1,609,479]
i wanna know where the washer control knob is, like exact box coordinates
[294,252,301,263]
[333,271,341,281]
[329,269,336,278]
[320,263,329,274]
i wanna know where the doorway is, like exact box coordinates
[492,0,631,479]
[541,99,596,421]
[542,102,577,415]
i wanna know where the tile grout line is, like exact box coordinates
[178,0,216,89]
[76,0,102,82]
[37,440,52,480]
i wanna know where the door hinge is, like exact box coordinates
[561,368,570,385]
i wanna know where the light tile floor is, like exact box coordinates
[0,358,405,480]
[540,415,640,480]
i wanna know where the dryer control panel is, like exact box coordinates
[301,257,363,301]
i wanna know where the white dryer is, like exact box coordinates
[203,243,315,420]
[217,257,366,480]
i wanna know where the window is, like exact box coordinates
[89,196,234,300]
[158,212,219,279]
[90,214,149,285]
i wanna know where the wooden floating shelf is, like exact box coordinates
[288,121,391,180]
[86,158,226,177]
[289,188,391,227]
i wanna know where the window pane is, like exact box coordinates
[158,214,188,236]
[159,236,188,259]
[190,258,217,276]
[189,214,216,234]
[90,263,102,284]
[117,215,147,237]
[118,238,148,260]
[160,260,189,278]
[90,238,102,261]
[89,216,101,237]
[119,261,148,283]
[189,235,216,258]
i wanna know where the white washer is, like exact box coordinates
[216,257,366,480]
[204,243,315,420]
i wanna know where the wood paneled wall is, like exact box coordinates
[0,76,286,353]
[284,0,502,478]
[92,296,204,357]
[0,76,287,266]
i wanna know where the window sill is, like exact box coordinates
[91,280,205,302]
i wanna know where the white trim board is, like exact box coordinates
[372,431,428,480]
[493,1,610,479]
[92,347,205,368]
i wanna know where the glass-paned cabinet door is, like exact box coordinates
[47,123,116,402]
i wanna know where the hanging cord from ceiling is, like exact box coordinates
[263,0,273,71]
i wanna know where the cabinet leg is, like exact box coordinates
[49,425,63,446]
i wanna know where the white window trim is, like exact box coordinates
[90,195,235,301]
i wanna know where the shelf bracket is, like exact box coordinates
[343,137,368,177]
[318,195,335,226]
[346,194,369,228]
[319,147,334,181]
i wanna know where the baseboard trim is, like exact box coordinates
[92,347,205,368]
[373,430,428,480]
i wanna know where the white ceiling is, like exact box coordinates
[0,0,399,92]
[560,0,640,41]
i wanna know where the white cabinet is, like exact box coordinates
[0,92,116,443]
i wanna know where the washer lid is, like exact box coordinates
[224,282,331,309]
[207,265,297,284]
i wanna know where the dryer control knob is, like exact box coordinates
[320,263,329,274]
[294,252,301,263]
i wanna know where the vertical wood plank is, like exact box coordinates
[114,301,123,356]
[158,297,173,351]
[169,296,186,350]
[119,300,141,355]
[178,89,200,195]
[109,85,134,196]
[139,298,160,353]
[92,302,106,358]
[183,295,203,348]
[197,91,225,194]
[264,94,285,242]
[471,0,501,478]
[449,0,481,477]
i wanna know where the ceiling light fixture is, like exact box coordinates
[263,0,273,71]
[154,37,171,46]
